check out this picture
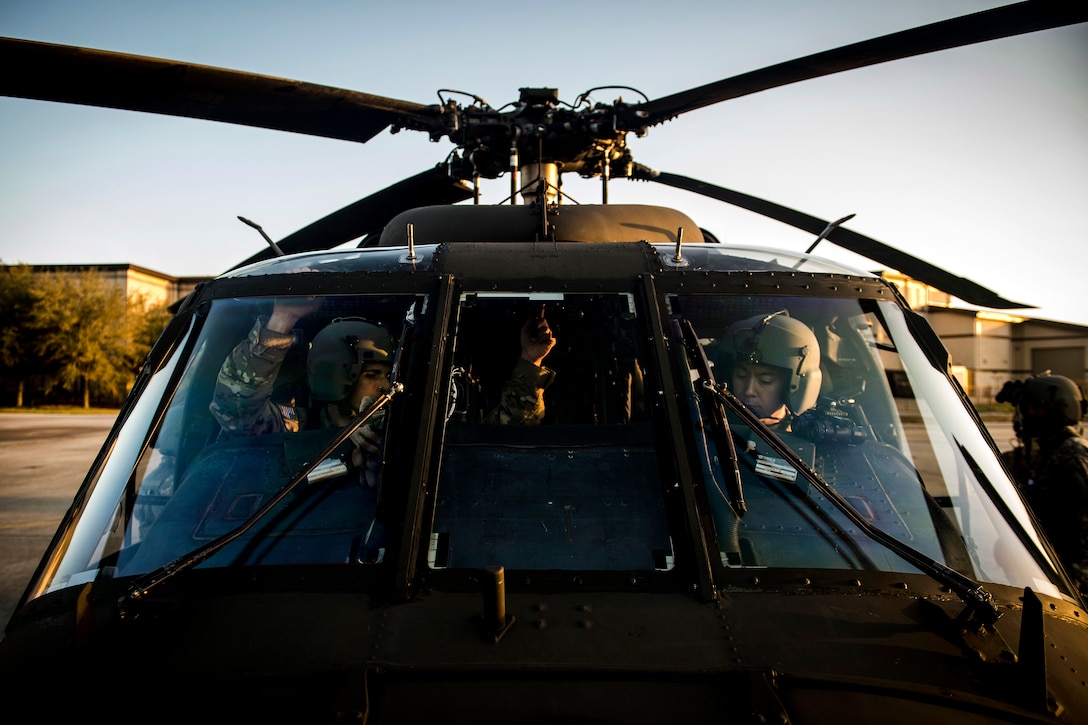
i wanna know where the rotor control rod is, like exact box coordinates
[405,222,416,261]
[601,154,610,204]
[509,145,518,205]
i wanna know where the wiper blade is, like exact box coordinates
[705,378,1001,626]
[677,319,746,516]
[119,384,403,609]
[121,303,420,608]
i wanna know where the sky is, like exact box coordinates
[1,0,1086,325]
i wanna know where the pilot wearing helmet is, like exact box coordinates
[210,296,394,486]
[210,297,557,486]
[715,310,822,430]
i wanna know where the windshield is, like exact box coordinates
[31,294,420,597]
[426,291,674,572]
[669,293,1067,599]
[26,285,1069,604]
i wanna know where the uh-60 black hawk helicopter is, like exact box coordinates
[2,2,1087,722]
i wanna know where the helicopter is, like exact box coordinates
[2,2,1088,722]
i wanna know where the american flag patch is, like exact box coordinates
[279,405,300,432]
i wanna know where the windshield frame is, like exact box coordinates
[20,257,1075,612]
[651,272,1072,602]
[25,279,440,601]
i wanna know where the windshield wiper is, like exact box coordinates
[121,307,420,609]
[677,318,1001,627]
[678,319,746,517]
[119,384,403,610]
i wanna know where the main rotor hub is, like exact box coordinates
[446,87,632,186]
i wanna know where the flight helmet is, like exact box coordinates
[1018,373,1087,435]
[307,318,394,402]
[722,310,822,415]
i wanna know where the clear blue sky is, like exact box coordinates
[2,1,1086,325]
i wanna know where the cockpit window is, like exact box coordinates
[670,293,1065,598]
[427,292,674,572]
[37,294,420,594]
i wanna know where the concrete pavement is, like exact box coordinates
[0,412,117,628]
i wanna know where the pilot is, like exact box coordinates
[210,296,392,486]
[1008,374,1088,598]
[715,309,822,430]
[210,298,557,485]
[483,311,557,425]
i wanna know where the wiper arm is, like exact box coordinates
[677,319,746,517]
[120,384,403,609]
[703,377,1001,627]
[122,304,421,609]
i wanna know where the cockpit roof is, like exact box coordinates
[221,204,880,283]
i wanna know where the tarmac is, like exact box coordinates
[0,412,118,628]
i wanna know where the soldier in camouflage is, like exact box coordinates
[210,297,558,485]
[483,311,557,425]
[1008,374,1088,599]
[210,296,392,486]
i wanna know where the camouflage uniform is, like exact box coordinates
[483,358,556,425]
[210,316,550,483]
[210,316,304,436]
[1020,427,1088,598]
[209,316,385,486]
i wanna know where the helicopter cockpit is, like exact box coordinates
[9,222,1088,720]
[433,292,668,572]
[674,292,986,577]
[23,235,1064,613]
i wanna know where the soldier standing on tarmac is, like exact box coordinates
[998,373,1088,598]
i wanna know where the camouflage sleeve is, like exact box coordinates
[209,316,298,436]
[483,358,556,426]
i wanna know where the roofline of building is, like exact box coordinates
[11,263,211,285]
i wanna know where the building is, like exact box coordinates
[22,263,207,309]
[882,270,1088,406]
[0,263,212,407]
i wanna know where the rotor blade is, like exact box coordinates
[229,166,473,270]
[0,37,440,143]
[631,166,1032,310]
[628,2,1088,128]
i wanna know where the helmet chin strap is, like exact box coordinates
[321,396,360,427]
[336,398,360,419]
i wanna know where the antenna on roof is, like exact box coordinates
[238,216,285,257]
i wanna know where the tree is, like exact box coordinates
[128,294,174,378]
[30,270,134,408]
[0,263,38,406]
